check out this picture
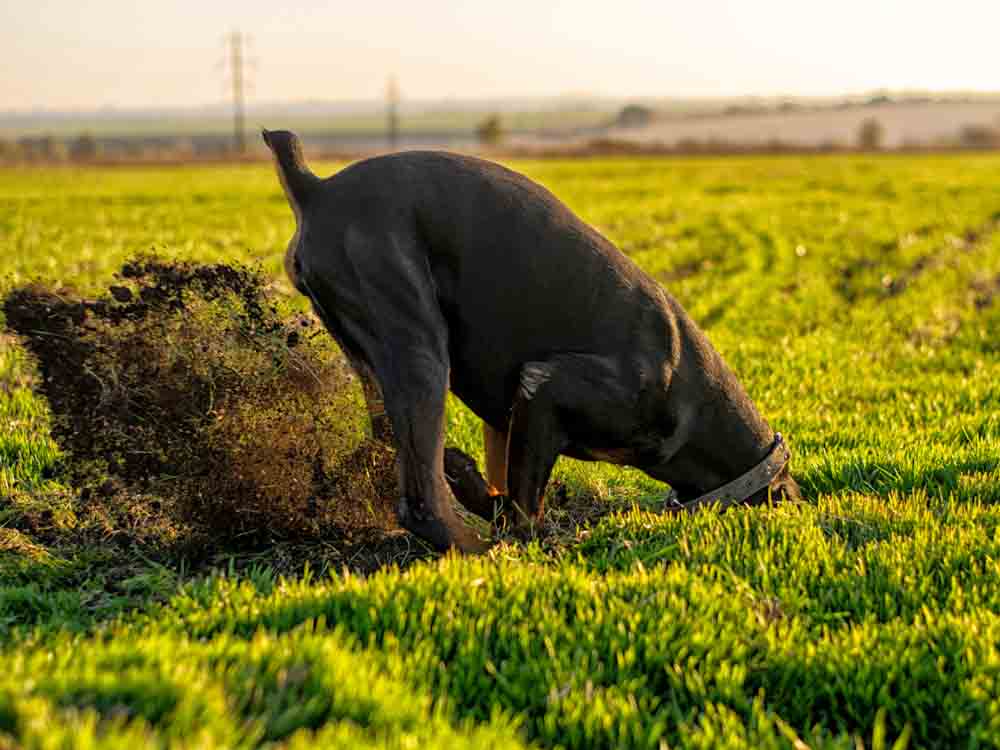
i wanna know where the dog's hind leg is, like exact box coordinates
[381,355,486,552]
[355,362,392,444]
[305,225,487,553]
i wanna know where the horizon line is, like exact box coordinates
[4,88,1000,118]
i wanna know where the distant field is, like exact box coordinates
[605,101,1000,148]
[0,109,612,139]
[2,153,1000,748]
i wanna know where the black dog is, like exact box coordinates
[264,130,800,552]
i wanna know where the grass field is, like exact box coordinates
[2,153,1000,748]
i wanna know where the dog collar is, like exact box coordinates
[664,433,790,513]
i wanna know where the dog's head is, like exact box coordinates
[664,430,802,510]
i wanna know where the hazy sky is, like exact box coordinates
[3,0,998,110]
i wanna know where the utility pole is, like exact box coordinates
[386,75,400,150]
[227,30,247,154]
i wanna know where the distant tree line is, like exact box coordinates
[2,114,999,164]
[0,133,246,164]
[0,133,102,162]
[476,114,506,146]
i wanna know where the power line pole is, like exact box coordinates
[227,30,247,154]
[386,75,400,150]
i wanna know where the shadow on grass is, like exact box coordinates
[0,521,441,634]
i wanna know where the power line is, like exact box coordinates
[225,30,247,154]
[387,75,400,150]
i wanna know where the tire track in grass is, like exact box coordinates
[828,212,1000,308]
[881,211,1000,298]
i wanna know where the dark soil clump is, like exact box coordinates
[4,257,405,567]
[971,273,1000,310]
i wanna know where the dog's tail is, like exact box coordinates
[262,129,321,215]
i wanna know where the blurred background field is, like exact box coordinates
[2,153,1000,747]
[4,1,1000,161]
[4,94,1000,161]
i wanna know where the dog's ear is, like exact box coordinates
[262,129,320,217]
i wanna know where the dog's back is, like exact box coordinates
[302,150,679,428]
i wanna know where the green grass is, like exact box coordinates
[2,153,1000,747]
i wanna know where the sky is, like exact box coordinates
[2,0,999,111]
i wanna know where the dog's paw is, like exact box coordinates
[397,495,490,553]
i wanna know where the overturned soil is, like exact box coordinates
[971,273,1000,310]
[3,257,425,573]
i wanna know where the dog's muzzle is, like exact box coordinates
[664,433,790,513]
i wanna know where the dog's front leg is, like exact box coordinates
[504,354,640,535]
[441,423,508,523]
[504,362,570,534]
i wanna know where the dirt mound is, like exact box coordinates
[4,257,401,557]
